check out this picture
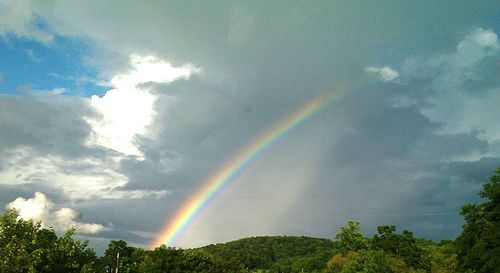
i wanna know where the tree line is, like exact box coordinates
[1,167,499,272]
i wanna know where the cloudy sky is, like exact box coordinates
[0,1,499,253]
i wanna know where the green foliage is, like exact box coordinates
[334,220,368,254]
[456,167,500,273]
[101,240,138,273]
[340,250,394,273]
[0,209,97,273]
[418,240,457,273]
[201,236,334,272]
[371,226,428,270]
[138,246,221,273]
[328,221,433,272]
[326,251,358,272]
[50,228,98,273]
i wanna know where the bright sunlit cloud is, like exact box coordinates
[6,192,109,234]
[111,55,199,89]
[87,55,200,157]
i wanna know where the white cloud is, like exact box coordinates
[458,28,499,50]
[86,55,200,157]
[366,66,400,82]
[423,90,500,142]
[454,28,498,68]
[401,28,498,94]
[401,28,500,142]
[6,192,109,234]
[0,147,168,200]
[0,0,53,44]
[7,191,49,220]
[111,55,199,89]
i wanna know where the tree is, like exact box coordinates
[335,220,368,254]
[50,228,98,273]
[0,209,98,273]
[340,250,394,273]
[456,167,500,272]
[371,226,428,270]
[327,221,370,272]
[139,246,220,273]
[0,209,42,272]
[326,251,358,272]
[418,240,457,273]
[101,240,137,272]
[201,236,333,271]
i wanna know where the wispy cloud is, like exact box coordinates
[0,0,53,44]
[27,48,41,62]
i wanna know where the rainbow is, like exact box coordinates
[150,92,340,248]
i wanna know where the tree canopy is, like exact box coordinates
[0,209,97,273]
[456,167,500,273]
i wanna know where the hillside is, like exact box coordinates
[200,236,336,271]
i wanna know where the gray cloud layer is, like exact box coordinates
[0,1,499,251]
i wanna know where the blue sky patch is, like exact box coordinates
[0,34,107,97]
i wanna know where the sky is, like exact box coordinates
[0,1,499,253]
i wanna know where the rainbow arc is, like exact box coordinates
[150,92,341,248]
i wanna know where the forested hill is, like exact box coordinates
[200,236,335,270]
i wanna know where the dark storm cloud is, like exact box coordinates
[226,24,500,243]
[116,22,499,247]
